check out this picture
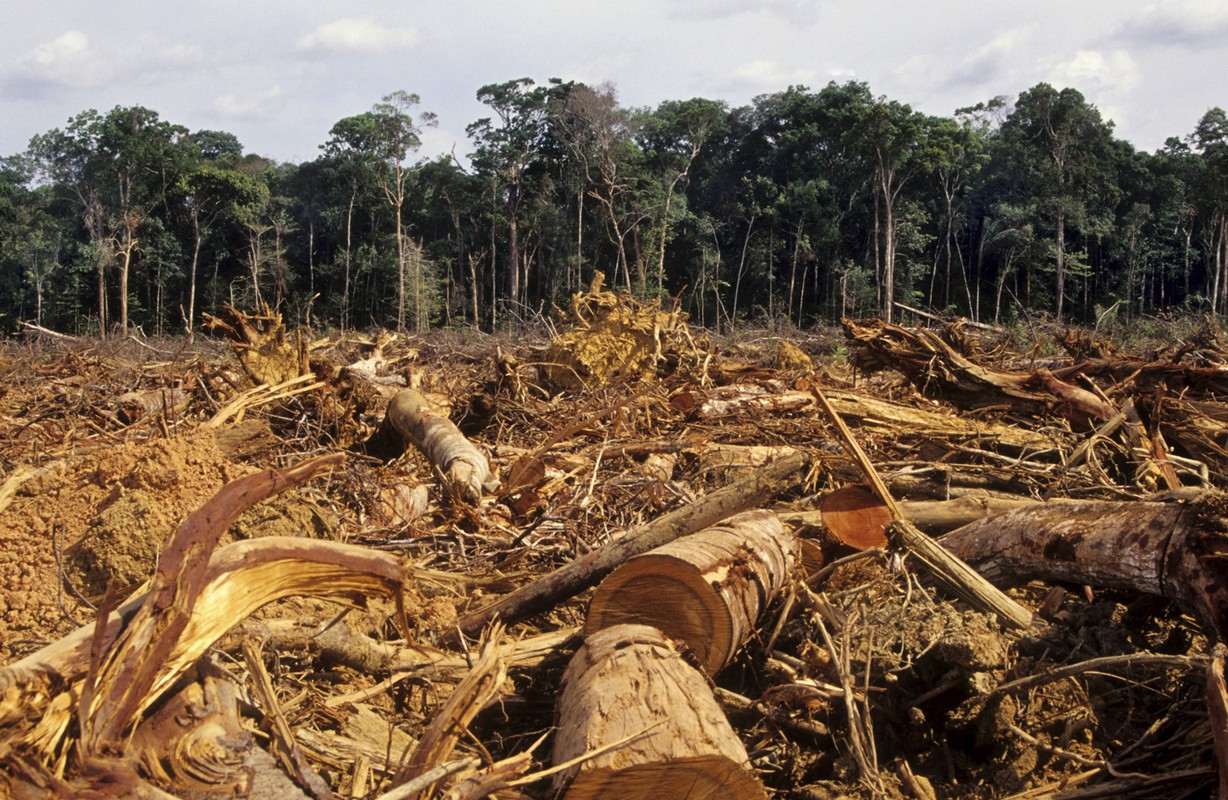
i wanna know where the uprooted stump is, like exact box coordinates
[552,624,768,800]
[544,272,695,391]
[203,303,310,387]
[585,509,797,675]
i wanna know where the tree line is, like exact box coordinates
[1,78,1226,337]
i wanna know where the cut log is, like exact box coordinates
[552,624,768,800]
[937,494,1228,639]
[780,495,1042,536]
[455,451,808,638]
[585,510,797,675]
[821,485,892,549]
[386,388,498,503]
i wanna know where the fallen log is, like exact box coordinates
[937,494,1228,639]
[585,509,797,675]
[386,388,498,503]
[455,451,809,638]
[552,624,768,800]
[780,495,1043,536]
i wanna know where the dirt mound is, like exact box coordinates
[0,431,245,648]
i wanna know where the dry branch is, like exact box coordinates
[552,624,767,800]
[585,509,797,675]
[455,451,809,638]
[812,387,1035,630]
[844,318,1117,425]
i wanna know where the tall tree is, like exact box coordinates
[468,78,571,321]
[29,106,191,335]
[174,164,265,339]
[998,84,1118,320]
[324,92,435,330]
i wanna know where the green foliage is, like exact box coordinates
[4,83,1228,335]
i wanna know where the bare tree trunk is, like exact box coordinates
[938,496,1228,640]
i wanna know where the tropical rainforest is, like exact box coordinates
[1,78,1226,337]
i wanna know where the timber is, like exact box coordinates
[585,509,797,675]
[386,388,499,503]
[552,624,768,800]
[937,494,1228,639]
[455,450,808,638]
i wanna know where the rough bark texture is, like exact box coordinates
[386,388,498,503]
[552,624,767,800]
[585,509,797,675]
[938,494,1228,639]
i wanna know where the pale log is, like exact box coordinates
[552,624,767,800]
[455,451,808,638]
[386,388,498,503]
[585,510,797,675]
[937,495,1228,638]
[780,495,1041,535]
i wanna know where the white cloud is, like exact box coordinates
[295,18,420,55]
[210,85,286,121]
[1049,50,1141,93]
[1115,0,1228,47]
[733,60,818,91]
[11,30,103,91]
[0,30,205,99]
[944,28,1030,89]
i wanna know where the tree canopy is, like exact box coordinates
[3,80,1227,336]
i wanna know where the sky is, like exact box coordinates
[2,0,1226,165]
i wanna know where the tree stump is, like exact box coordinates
[552,624,767,800]
[585,509,796,675]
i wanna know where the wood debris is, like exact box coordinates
[2,308,1228,799]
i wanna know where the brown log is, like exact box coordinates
[781,495,1042,536]
[585,510,797,675]
[552,624,767,800]
[937,495,1228,638]
[386,388,498,503]
[455,451,808,639]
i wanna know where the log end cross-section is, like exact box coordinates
[585,509,797,675]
